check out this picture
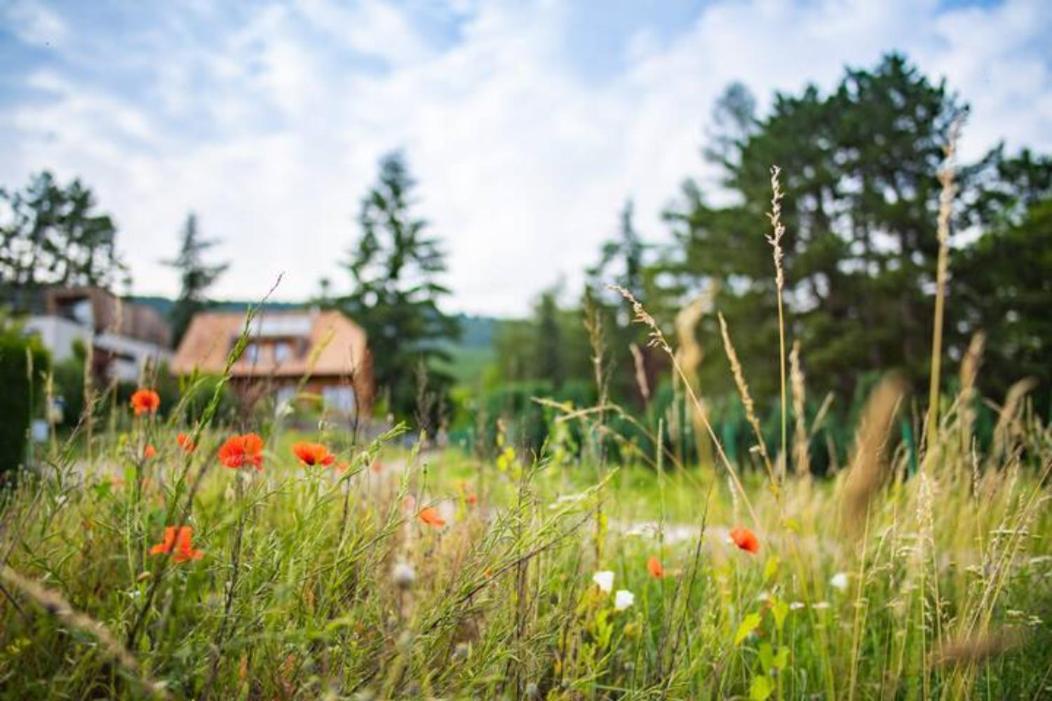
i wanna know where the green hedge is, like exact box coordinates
[0,326,50,478]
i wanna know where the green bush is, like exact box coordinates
[0,324,50,478]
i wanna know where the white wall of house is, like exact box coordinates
[24,315,172,382]
[22,315,91,362]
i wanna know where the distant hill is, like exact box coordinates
[128,295,305,318]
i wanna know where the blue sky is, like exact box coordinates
[1,0,1050,315]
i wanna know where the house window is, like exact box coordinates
[276,385,296,407]
[244,343,260,363]
[274,341,292,363]
[322,386,356,414]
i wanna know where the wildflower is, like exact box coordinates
[176,432,195,453]
[729,526,760,554]
[466,492,478,506]
[812,601,831,610]
[130,388,160,416]
[292,441,335,467]
[149,526,203,563]
[392,560,416,590]
[789,601,806,610]
[143,444,157,460]
[370,458,383,473]
[614,589,635,611]
[593,570,614,593]
[646,556,665,578]
[418,506,446,528]
[218,433,264,470]
[830,572,849,592]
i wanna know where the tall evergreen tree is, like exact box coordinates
[340,151,460,428]
[163,213,228,345]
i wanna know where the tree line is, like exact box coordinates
[3,52,1050,440]
[491,53,1051,430]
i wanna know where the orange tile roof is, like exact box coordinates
[171,309,370,380]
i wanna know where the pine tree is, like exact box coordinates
[163,213,228,346]
[340,151,460,429]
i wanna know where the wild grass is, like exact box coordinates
[2,156,1051,699]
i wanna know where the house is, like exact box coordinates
[19,286,173,382]
[172,309,373,415]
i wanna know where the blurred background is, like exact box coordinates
[2,0,1050,467]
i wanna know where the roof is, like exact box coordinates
[171,309,370,379]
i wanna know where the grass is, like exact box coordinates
[0,391,1049,699]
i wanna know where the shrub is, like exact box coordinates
[0,323,50,477]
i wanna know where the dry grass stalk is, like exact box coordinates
[790,340,810,477]
[766,165,788,480]
[675,289,717,466]
[958,331,985,454]
[628,342,650,403]
[1,565,168,698]
[609,284,761,524]
[990,377,1038,464]
[932,628,1021,667]
[718,312,775,482]
[925,118,963,456]
[841,375,906,532]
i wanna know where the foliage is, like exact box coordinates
[0,321,49,477]
[338,152,460,430]
[162,213,229,346]
[0,171,128,295]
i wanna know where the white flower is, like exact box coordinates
[789,601,806,610]
[614,589,635,611]
[593,570,614,593]
[812,601,831,610]
[830,572,849,592]
[392,561,416,590]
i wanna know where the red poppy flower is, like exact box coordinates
[176,432,196,453]
[130,389,160,416]
[218,433,264,470]
[730,526,760,554]
[466,492,478,506]
[370,458,383,473]
[418,506,446,528]
[143,444,157,460]
[292,441,335,467]
[647,556,665,578]
[149,526,203,563]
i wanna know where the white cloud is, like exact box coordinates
[0,0,1049,316]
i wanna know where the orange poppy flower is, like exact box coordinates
[418,506,446,528]
[130,389,160,416]
[218,433,264,471]
[730,526,760,554]
[149,526,203,563]
[176,432,196,453]
[370,458,383,473]
[647,556,665,578]
[143,444,157,460]
[292,441,335,467]
[466,492,478,506]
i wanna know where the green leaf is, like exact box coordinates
[735,612,763,645]
[758,642,774,672]
[773,645,790,670]
[750,675,774,701]
[771,598,789,632]
[763,555,780,582]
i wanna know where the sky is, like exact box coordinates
[1,0,1050,317]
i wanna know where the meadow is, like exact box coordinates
[1,290,1050,701]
